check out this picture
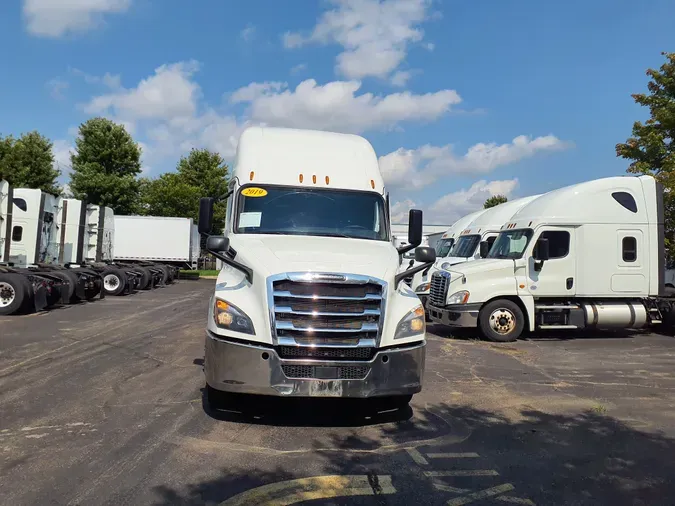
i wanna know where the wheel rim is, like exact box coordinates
[103,274,120,292]
[0,282,16,308]
[488,307,516,335]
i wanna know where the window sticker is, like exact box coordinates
[239,211,262,228]
[241,187,268,197]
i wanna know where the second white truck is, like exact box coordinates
[427,175,673,341]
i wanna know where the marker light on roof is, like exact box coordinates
[325,176,330,185]
[312,175,317,184]
[370,179,375,189]
[249,171,254,181]
[299,174,304,183]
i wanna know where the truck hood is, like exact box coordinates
[445,258,513,277]
[233,235,399,281]
[435,255,471,268]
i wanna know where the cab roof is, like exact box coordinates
[459,195,541,236]
[233,126,384,194]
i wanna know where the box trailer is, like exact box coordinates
[113,215,199,270]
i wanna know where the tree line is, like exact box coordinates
[0,117,228,233]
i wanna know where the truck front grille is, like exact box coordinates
[281,365,369,380]
[278,346,374,360]
[270,274,385,351]
[429,272,449,307]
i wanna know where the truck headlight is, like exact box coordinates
[441,262,451,270]
[415,282,430,292]
[213,298,255,335]
[447,290,470,305]
[394,305,426,339]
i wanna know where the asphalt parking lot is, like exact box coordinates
[1,280,675,505]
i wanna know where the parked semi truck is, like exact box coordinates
[427,175,674,341]
[1,182,103,315]
[113,215,199,272]
[198,126,436,408]
[410,208,487,309]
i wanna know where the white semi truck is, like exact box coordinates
[198,126,436,408]
[410,208,487,309]
[427,175,674,341]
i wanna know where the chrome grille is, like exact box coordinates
[429,272,449,307]
[269,273,385,349]
[281,365,369,380]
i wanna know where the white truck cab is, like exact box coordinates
[428,175,669,342]
[198,126,436,407]
[410,208,487,308]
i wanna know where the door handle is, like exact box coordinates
[566,277,573,290]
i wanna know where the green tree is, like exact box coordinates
[69,118,142,214]
[484,194,508,209]
[616,52,675,258]
[0,132,61,195]
[140,148,229,232]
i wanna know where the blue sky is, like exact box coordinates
[1,0,673,223]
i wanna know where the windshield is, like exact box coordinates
[435,238,454,257]
[236,185,389,241]
[449,234,480,258]
[487,229,534,259]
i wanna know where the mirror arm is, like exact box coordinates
[397,244,415,256]
[533,259,544,272]
[206,240,253,284]
[394,261,434,289]
[215,189,233,203]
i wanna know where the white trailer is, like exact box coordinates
[113,215,199,270]
[427,175,675,341]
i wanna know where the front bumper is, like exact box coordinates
[205,331,426,398]
[428,303,481,327]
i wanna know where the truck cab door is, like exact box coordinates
[526,227,576,297]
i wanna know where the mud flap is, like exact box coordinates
[33,285,48,312]
[74,276,87,301]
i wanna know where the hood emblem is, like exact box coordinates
[439,271,451,279]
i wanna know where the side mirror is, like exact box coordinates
[198,197,215,235]
[479,241,490,258]
[206,235,229,253]
[408,209,423,248]
[534,238,550,261]
[415,246,436,264]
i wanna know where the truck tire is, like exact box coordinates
[0,274,29,316]
[157,265,170,285]
[478,299,524,342]
[49,271,76,303]
[102,268,127,296]
[137,267,152,290]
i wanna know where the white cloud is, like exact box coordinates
[83,61,201,121]
[46,78,69,100]
[23,0,132,37]
[291,63,308,74]
[70,68,121,89]
[229,81,287,104]
[52,140,73,173]
[391,178,520,224]
[240,24,256,42]
[390,70,412,87]
[283,0,432,80]
[236,78,460,133]
[379,135,569,188]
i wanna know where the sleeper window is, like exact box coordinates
[12,226,23,242]
[612,192,638,213]
[534,231,570,259]
[622,236,637,262]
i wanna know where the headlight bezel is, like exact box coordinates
[213,297,256,335]
[440,262,451,270]
[447,290,470,305]
[394,304,426,339]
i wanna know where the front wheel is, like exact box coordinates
[0,274,29,316]
[478,299,525,342]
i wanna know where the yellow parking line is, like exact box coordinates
[425,470,499,477]
[446,483,515,506]
[406,447,429,465]
[427,452,480,459]
[219,475,396,506]
[496,495,536,505]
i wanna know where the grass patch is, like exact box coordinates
[179,269,220,279]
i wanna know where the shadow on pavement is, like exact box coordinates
[152,402,675,505]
